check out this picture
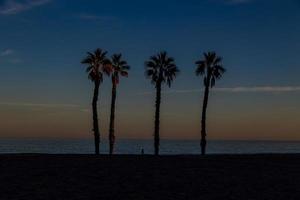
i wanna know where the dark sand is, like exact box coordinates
[0,154,299,200]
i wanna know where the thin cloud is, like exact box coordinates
[0,49,22,63]
[80,108,90,113]
[9,58,22,64]
[215,86,300,92]
[225,0,253,4]
[0,49,14,56]
[78,13,117,21]
[138,86,300,95]
[0,102,80,108]
[0,0,51,15]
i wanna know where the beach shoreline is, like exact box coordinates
[1,154,299,199]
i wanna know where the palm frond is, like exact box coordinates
[145,51,179,87]
[110,53,130,83]
[81,48,110,82]
[195,51,226,87]
[210,77,215,88]
[195,60,206,76]
[213,56,222,65]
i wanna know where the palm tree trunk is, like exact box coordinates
[154,81,162,156]
[109,81,117,155]
[92,80,101,155]
[201,84,210,155]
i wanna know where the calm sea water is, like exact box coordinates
[0,139,300,154]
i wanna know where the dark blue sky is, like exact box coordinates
[0,0,299,140]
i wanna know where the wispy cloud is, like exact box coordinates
[0,49,23,63]
[225,0,253,5]
[0,102,81,108]
[78,13,117,21]
[0,0,51,15]
[215,86,300,92]
[9,58,22,63]
[0,49,14,56]
[139,86,300,95]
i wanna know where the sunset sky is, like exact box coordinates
[0,0,299,140]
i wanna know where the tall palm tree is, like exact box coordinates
[145,51,179,155]
[109,54,130,155]
[81,48,112,155]
[195,52,226,155]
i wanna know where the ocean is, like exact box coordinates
[0,139,300,154]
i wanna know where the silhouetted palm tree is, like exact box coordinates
[145,51,179,155]
[195,52,226,155]
[81,49,112,155]
[109,54,130,155]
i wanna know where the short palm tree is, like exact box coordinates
[109,54,130,155]
[145,51,179,155]
[81,48,112,155]
[195,52,226,155]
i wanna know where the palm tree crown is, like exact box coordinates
[111,54,130,84]
[145,51,179,87]
[195,52,225,87]
[81,48,112,82]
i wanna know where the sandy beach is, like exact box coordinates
[0,154,299,200]
[0,154,300,200]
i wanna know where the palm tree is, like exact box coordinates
[195,52,226,155]
[108,54,130,155]
[81,48,112,155]
[145,51,179,155]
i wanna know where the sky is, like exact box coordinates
[0,0,299,140]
